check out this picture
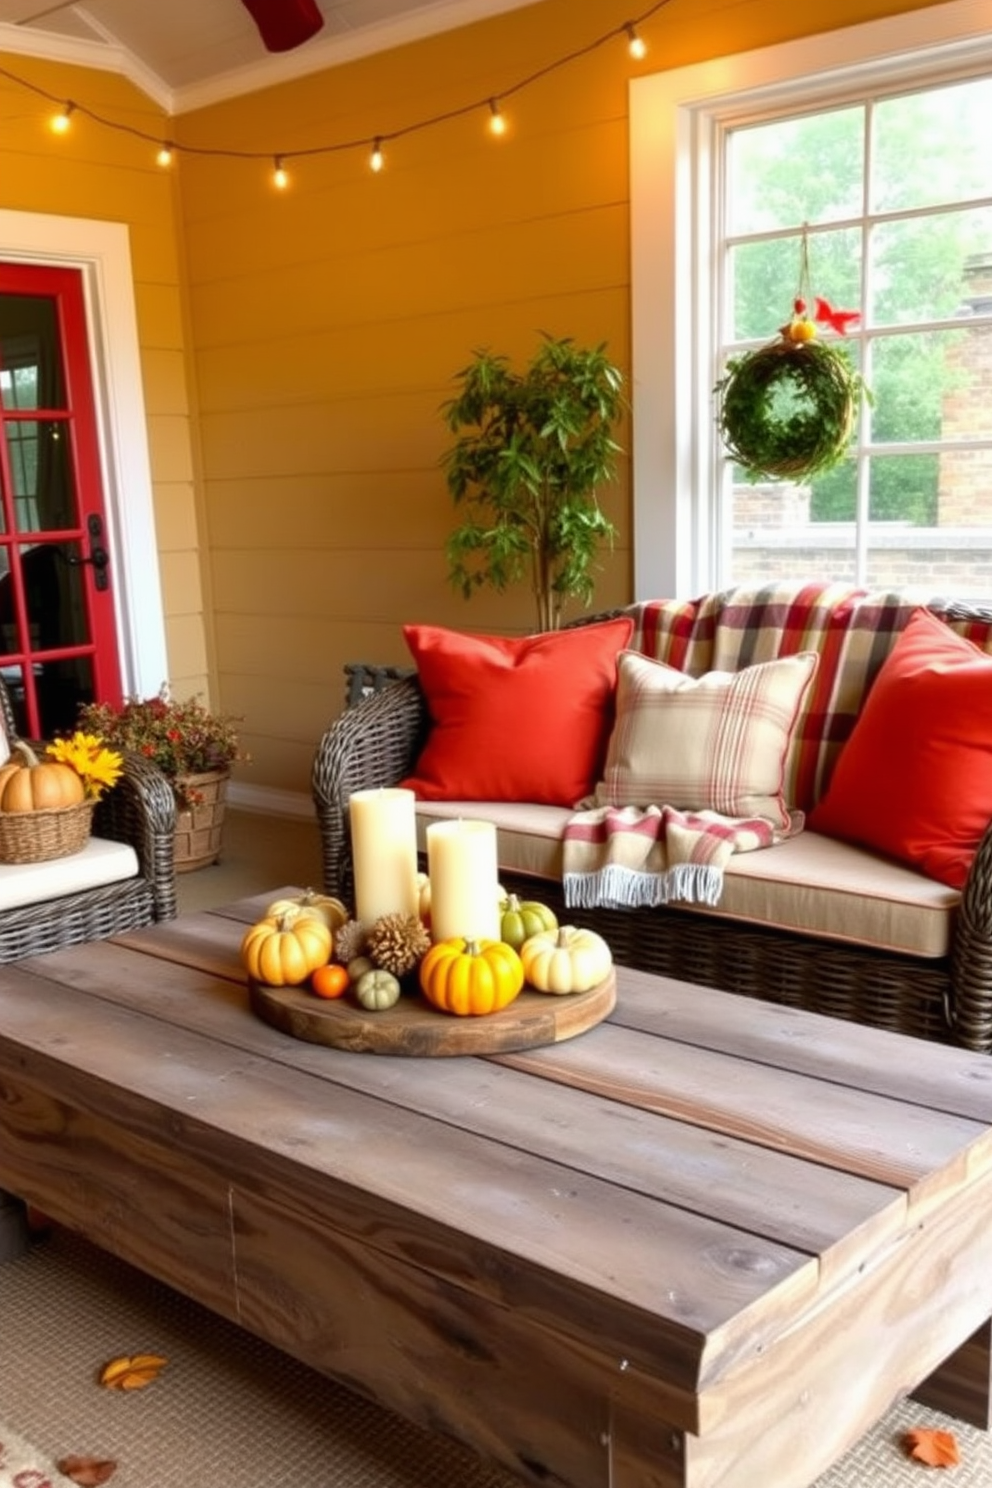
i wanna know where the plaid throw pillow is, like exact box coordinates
[594,649,818,829]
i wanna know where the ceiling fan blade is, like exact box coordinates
[239,0,325,52]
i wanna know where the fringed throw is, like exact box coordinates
[562,803,801,910]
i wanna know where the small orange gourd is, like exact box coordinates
[0,740,85,812]
[419,937,524,1017]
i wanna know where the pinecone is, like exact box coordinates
[366,912,431,977]
[333,918,369,966]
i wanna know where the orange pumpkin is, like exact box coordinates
[0,740,85,812]
[419,937,524,1017]
[240,913,332,986]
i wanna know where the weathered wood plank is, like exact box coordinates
[608,968,992,1123]
[496,1023,992,1198]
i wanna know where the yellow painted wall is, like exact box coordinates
[175,0,958,798]
[0,57,207,702]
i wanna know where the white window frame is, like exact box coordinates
[629,0,992,600]
[0,210,168,695]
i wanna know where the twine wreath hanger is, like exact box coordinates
[715,227,869,483]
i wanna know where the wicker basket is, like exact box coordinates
[0,799,96,864]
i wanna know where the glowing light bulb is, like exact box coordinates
[488,100,506,137]
[370,138,384,173]
[156,144,174,168]
[50,103,74,135]
[272,156,289,189]
[625,23,647,60]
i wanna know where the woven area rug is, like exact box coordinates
[2,1226,991,1488]
[0,1423,75,1486]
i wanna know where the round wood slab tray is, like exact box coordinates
[248,969,616,1057]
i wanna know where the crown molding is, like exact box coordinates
[0,23,175,110]
[0,0,542,118]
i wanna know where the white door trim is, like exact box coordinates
[0,208,168,696]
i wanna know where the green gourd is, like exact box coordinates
[498,893,558,950]
[355,968,402,1011]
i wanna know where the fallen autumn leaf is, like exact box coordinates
[903,1427,961,1467]
[57,1454,117,1485]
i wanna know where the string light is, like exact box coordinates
[624,23,647,60]
[272,154,289,188]
[0,1,673,183]
[50,101,74,135]
[487,99,506,137]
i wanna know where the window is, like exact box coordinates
[630,0,992,600]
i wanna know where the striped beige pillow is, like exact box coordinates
[594,649,818,829]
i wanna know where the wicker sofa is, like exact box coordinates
[0,676,177,962]
[312,581,992,1053]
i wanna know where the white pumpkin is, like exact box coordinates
[520,925,613,994]
[264,889,348,933]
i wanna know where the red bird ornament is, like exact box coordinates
[814,296,860,336]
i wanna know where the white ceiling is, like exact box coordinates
[0,0,544,113]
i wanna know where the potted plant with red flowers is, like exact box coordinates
[77,686,249,871]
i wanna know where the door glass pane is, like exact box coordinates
[0,294,66,410]
[0,662,28,736]
[20,540,89,651]
[37,655,95,736]
[7,419,75,532]
[0,546,13,651]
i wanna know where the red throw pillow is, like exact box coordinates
[400,617,634,806]
[809,607,992,888]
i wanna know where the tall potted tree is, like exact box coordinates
[441,333,625,632]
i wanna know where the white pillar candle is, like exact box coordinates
[426,819,501,944]
[349,788,419,925]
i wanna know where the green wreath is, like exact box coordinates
[715,338,866,483]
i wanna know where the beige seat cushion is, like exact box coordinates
[0,836,140,913]
[414,801,957,959]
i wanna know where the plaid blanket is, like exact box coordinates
[562,579,992,910]
[563,804,800,908]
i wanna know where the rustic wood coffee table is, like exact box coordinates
[2,890,992,1488]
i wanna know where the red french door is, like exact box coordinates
[0,262,122,739]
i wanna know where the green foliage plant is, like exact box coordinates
[441,333,625,632]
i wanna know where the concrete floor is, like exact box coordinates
[174,807,325,915]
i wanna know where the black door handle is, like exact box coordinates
[65,544,110,590]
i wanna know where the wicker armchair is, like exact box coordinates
[312,655,992,1054]
[0,677,178,962]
